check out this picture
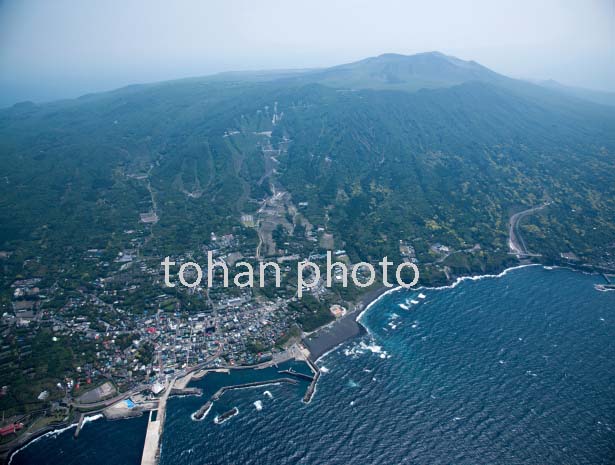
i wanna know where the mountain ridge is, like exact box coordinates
[8,51,614,110]
[295,51,509,91]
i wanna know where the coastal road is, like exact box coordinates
[70,383,149,410]
[508,202,550,257]
[70,344,223,411]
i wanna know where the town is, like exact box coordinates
[161,251,420,295]
[2,101,613,463]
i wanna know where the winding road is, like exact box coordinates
[508,202,550,257]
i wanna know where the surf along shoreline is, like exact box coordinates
[9,262,607,464]
[303,264,550,362]
[4,414,106,465]
[302,286,390,360]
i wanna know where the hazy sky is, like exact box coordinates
[1,0,614,106]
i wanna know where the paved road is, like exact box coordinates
[70,383,149,410]
[508,202,550,257]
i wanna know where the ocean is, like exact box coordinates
[11,266,615,464]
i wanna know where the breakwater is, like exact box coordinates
[170,387,202,397]
[11,267,615,465]
[302,357,320,403]
[278,368,314,382]
[193,378,299,420]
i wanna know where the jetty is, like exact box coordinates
[193,401,213,420]
[74,414,85,438]
[140,378,174,465]
[169,386,202,397]
[302,357,321,403]
[192,368,230,380]
[137,345,318,464]
[278,368,314,382]
[595,273,615,291]
[193,378,298,420]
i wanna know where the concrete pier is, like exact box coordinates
[192,378,299,420]
[74,414,85,438]
[278,368,314,382]
[140,409,160,465]
[170,387,202,397]
[303,358,321,403]
[193,401,212,421]
[192,368,230,380]
[212,378,298,401]
[141,378,174,465]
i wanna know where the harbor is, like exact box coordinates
[302,357,321,403]
[140,377,174,465]
[595,273,615,291]
[2,327,339,465]
[4,343,325,465]
[138,344,320,464]
[10,267,615,465]
[193,378,299,421]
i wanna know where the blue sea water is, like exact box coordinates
[9,413,148,465]
[11,266,615,464]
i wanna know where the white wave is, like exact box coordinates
[359,341,383,353]
[329,264,546,368]
[425,264,539,291]
[180,447,194,457]
[316,342,350,362]
[83,413,103,425]
[319,366,330,373]
[340,340,391,360]
[8,422,78,464]
[9,412,105,464]
[342,343,363,357]
[357,289,402,325]
[595,284,615,292]
[263,390,273,398]
[358,265,540,330]
[253,400,263,411]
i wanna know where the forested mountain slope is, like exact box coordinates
[1,53,615,290]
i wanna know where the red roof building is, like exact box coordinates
[0,423,24,436]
